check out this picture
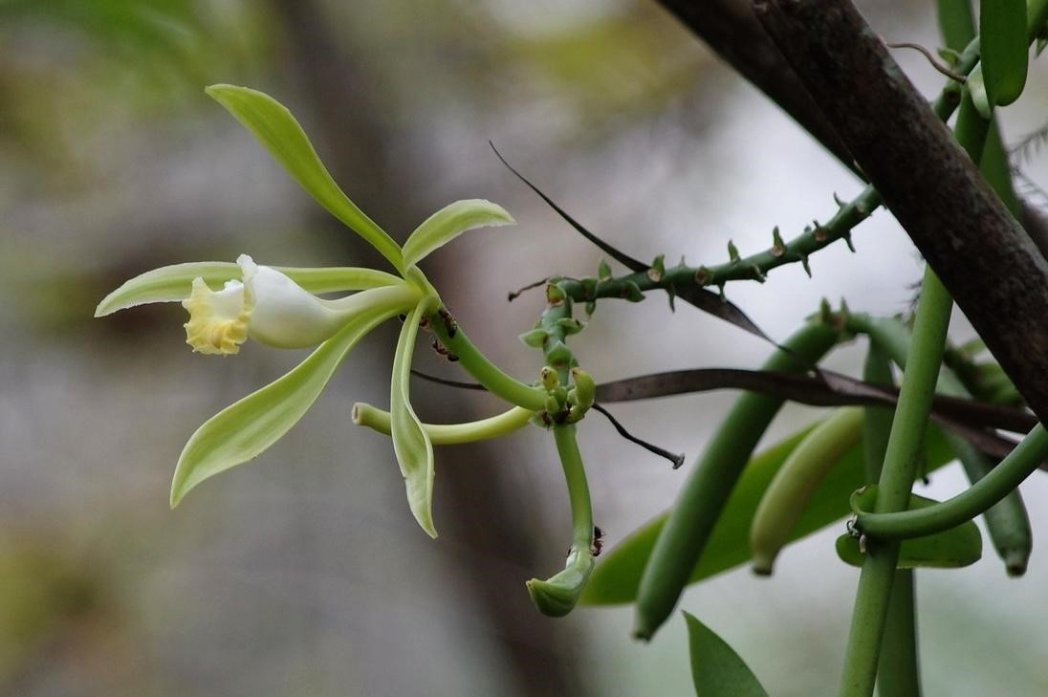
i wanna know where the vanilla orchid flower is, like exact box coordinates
[96,84,515,538]
[181,254,420,354]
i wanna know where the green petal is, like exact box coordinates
[170,304,400,507]
[95,262,402,317]
[401,199,514,268]
[205,84,405,272]
[390,301,437,537]
[684,612,769,697]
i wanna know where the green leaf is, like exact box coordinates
[205,84,405,272]
[401,199,514,268]
[937,0,976,52]
[684,612,769,697]
[391,301,437,538]
[836,488,982,568]
[980,0,1029,106]
[581,425,954,605]
[96,261,402,317]
[170,305,397,507]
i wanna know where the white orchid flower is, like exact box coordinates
[181,254,421,354]
[96,84,516,539]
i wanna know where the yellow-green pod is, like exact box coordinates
[750,407,864,575]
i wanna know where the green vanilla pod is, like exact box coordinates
[750,407,864,575]
[633,319,841,640]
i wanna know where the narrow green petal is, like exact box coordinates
[401,199,514,268]
[96,262,401,317]
[390,301,437,537]
[170,304,401,507]
[205,84,405,272]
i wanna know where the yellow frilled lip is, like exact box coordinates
[182,276,251,355]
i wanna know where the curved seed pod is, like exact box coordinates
[633,320,841,640]
[750,407,864,575]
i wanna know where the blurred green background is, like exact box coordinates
[1,1,1047,695]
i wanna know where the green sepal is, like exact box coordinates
[836,487,982,569]
[648,254,666,282]
[519,328,549,348]
[544,341,574,370]
[170,305,398,507]
[556,318,585,335]
[95,262,402,317]
[205,84,405,272]
[401,199,514,268]
[597,259,612,281]
[684,612,769,696]
[390,301,438,538]
[621,281,644,303]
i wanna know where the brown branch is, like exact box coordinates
[654,0,858,173]
[753,0,1048,426]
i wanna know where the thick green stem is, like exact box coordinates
[877,571,921,697]
[555,424,596,552]
[849,312,1034,574]
[863,345,921,697]
[429,310,547,411]
[856,425,1048,539]
[839,268,953,697]
[633,317,841,640]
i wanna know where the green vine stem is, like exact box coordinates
[848,312,1033,574]
[428,308,547,412]
[525,423,596,617]
[633,316,842,641]
[862,344,921,697]
[554,25,1008,308]
[525,287,597,616]
[844,91,1035,575]
[838,268,953,697]
[855,424,1048,540]
[352,403,533,443]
